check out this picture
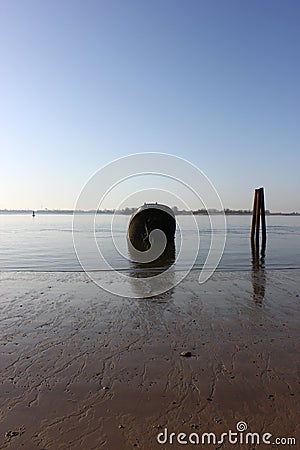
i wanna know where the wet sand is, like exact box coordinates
[0,269,299,449]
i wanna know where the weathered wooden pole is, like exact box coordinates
[251,239,259,268]
[255,188,261,248]
[260,187,267,246]
[250,187,267,258]
[251,187,267,303]
[251,189,258,242]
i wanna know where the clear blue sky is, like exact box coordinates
[1,0,299,211]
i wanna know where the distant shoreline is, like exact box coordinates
[0,209,299,216]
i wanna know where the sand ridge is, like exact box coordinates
[0,269,299,449]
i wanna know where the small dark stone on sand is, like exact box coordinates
[215,417,223,424]
[5,430,20,438]
[180,351,192,357]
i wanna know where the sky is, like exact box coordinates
[1,0,299,212]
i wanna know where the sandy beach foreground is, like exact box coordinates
[0,269,299,450]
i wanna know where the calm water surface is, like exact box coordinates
[0,214,299,271]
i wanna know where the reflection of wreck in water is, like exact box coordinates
[128,241,176,276]
[127,240,176,298]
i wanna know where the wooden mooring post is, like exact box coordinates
[251,187,267,255]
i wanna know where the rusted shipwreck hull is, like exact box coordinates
[127,203,176,253]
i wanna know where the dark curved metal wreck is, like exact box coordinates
[127,203,176,253]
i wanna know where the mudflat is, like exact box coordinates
[0,269,299,449]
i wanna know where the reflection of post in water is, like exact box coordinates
[251,240,266,304]
[250,187,267,304]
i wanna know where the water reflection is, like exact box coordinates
[127,241,176,298]
[128,241,175,277]
[251,240,266,304]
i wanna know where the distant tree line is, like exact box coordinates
[0,208,299,216]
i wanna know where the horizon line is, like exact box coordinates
[0,208,299,216]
